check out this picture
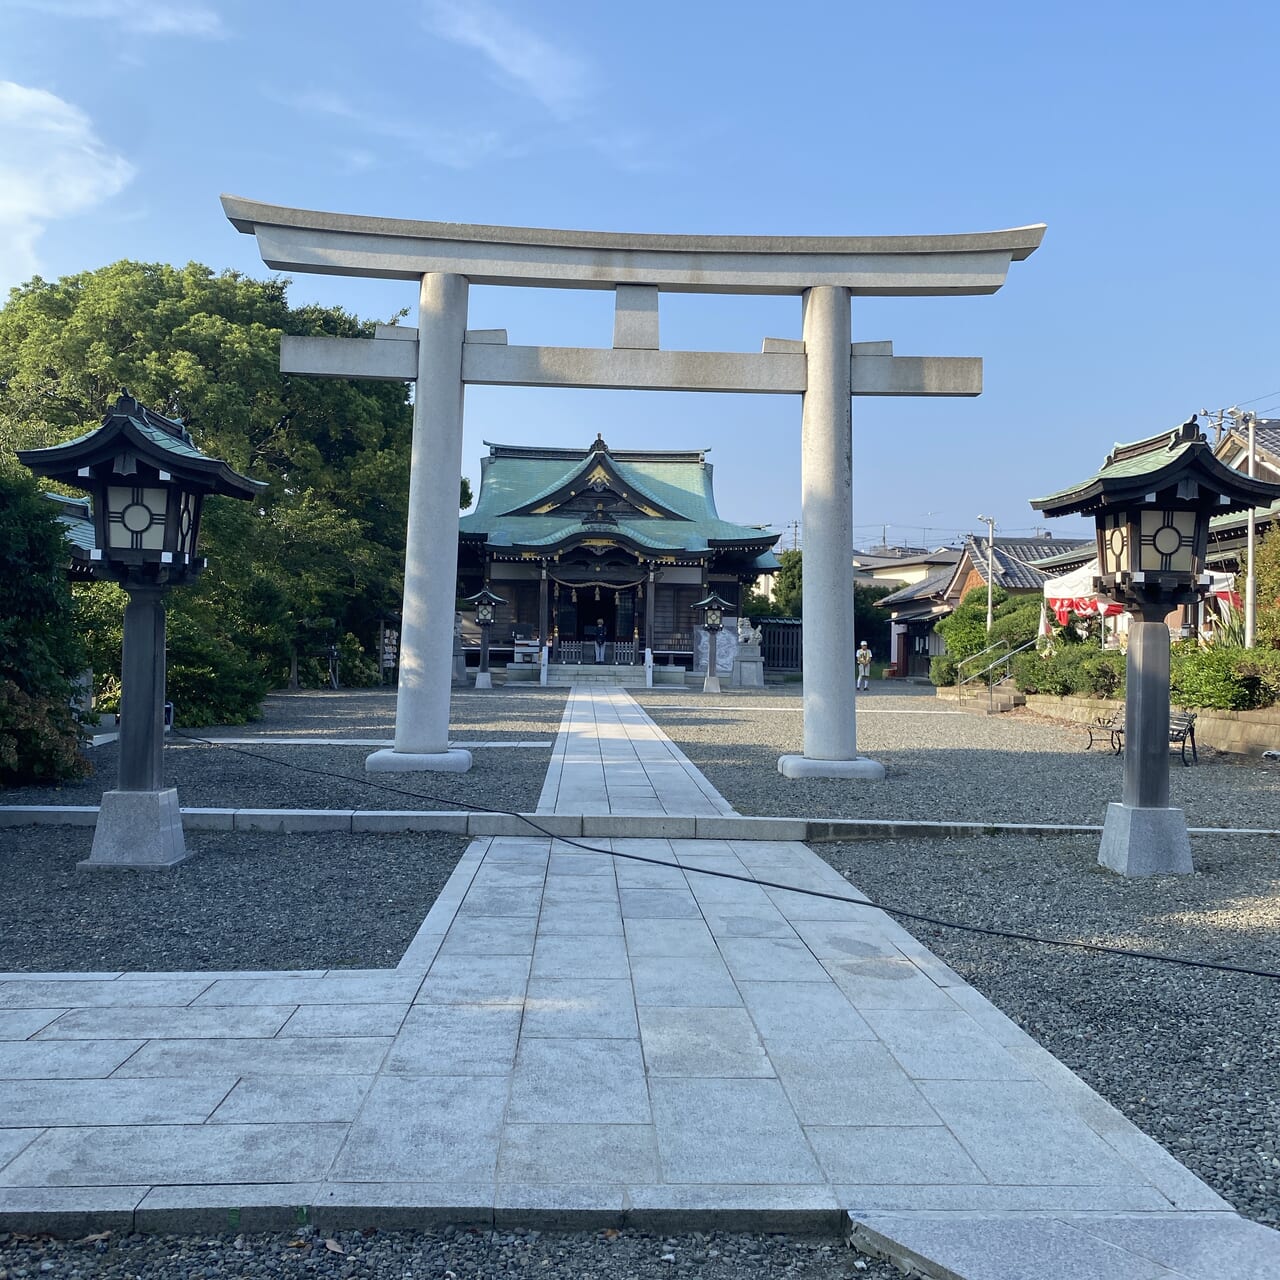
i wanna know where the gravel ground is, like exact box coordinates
[2,689,565,815]
[0,1226,892,1280]
[0,828,467,973]
[633,682,1280,828]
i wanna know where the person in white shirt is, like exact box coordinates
[856,640,872,690]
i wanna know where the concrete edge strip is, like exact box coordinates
[3,805,1279,841]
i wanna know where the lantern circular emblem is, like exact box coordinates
[120,500,156,534]
[1152,522,1184,557]
[1108,527,1125,559]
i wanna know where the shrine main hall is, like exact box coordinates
[457,434,780,666]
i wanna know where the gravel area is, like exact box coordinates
[0,1226,892,1280]
[1,689,566,815]
[815,831,1280,1228]
[0,828,467,973]
[634,683,1280,828]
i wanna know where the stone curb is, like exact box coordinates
[3,804,1279,841]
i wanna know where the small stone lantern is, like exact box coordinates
[694,590,733,695]
[465,586,507,690]
[1032,416,1280,875]
[18,392,263,868]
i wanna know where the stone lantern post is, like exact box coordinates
[465,586,506,690]
[695,590,732,695]
[1033,416,1280,875]
[18,392,264,868]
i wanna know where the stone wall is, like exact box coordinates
[1021,694,1280,757]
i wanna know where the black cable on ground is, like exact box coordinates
[172,730,1280,983]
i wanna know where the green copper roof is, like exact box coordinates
[460,440,779,565]
[1032,418,1280,518]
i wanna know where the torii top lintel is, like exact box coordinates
[221,195,1044,297]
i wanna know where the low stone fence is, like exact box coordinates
[1020,693,1280,757]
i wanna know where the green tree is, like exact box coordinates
[0,465,89,783]
[0,260,472,717]
[1252,525,1280,650]
[772,549,803,616]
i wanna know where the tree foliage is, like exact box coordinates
[0,465,90,782]
[772,549,803,617]
[0,260,472,721]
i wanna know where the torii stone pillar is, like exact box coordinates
[223,196,1043,776]
[368,273,472,772]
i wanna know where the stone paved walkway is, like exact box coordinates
[2,687,1279,1278]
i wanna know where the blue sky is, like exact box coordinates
[2,0,1276,550]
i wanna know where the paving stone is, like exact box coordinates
[618,888,703,918]
[613,857,687,889]
[497,1123,659,1185]
[0,1009,63,1039]
[700,907,795,938]
[530,933,630,980]
[648,1077,821,1184]
[1072,1213,1280,1278]
[133,1182,324,1233]
[113,1036,391,1077]
[209,1074,373,1123]
[33,1004,294,1040]
[535,901,624,936]
[837,1184,1176,1213]
[193,975,419,1006]
[0,1122,348,1187]
[736,980,875,1041]
[716,935,830,982]
[805,1124,984,1183]
[918,1078,1153,1186]
[0,978,212,1008]
[456,884,544,917]
[860,1007,1034,1081]
[849,1214,1180,1280]
[508,1037,650,1124]
[630,953,741,1007]
[523,978,637,1038]
[822,951,957,1011]
[0,1129,41,1169]
[623,918,720,959]
[416,953,531,1004]
[0,1185,146,1234]
[384,1002,523,1075]
[0,1039,143,1080]
[625,1182,843,1233]
[493,1183,627,1230]
[541,876,620,906]
[279,1003,409,1038]
[638,1006,772,1077]
[331,1075,507,1182]
[768,1039,938,1126]
[0,1077,234,1126]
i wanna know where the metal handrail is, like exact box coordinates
[956,636,1039,711]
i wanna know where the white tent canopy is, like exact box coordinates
[1042,559,1237,627]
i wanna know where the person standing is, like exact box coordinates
[593,617,608,663]
[856,639,873,691]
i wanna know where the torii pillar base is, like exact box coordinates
[1098,802,1193,876]
[777,755,885,781]
[366,748,473,774]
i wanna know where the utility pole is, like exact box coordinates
[1224,407,1259,648]
[977,514,996,631]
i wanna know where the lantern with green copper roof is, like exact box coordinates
[16,392,264,869]
[1033,417,1280,877]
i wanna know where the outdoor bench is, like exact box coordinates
[1097,709,1198,765]
[1085,710,1123,753]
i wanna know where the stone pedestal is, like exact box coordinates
[732,646,764,688]
[777,755,885,780]
[81,789,188,870]
[367,748,473,774]
[1098,802,1193,876]
[474,671,492,690]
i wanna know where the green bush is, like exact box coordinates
[1012,645,1125,698]
[1170,644,1280,711]
[0,679,91,786]
[164,609,270,727]
[930,655,959,686]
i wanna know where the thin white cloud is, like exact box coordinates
[6,0,225,37]
[279,88,516,170]
[0,82,135,293]
[423,0,593,118]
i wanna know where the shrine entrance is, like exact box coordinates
[225,194,1043,777]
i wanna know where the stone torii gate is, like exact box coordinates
[223,196,1043,778]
